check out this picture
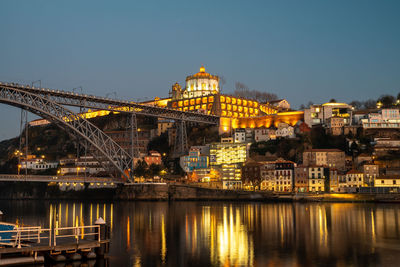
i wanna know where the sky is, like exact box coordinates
[0,0,399,140]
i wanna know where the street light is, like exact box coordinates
[31,80,41,88]
[106,92,117,99]
[73,86,83,94]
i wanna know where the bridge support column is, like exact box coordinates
[19,109,28,176]
[127,113,139,181]
[174,120,188,157]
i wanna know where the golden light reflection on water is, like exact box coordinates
[47,202,115,234]
[161,214,166,264]
[213,205,254,266]
[35,202,400,266]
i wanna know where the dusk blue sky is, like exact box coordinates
[0,0,399,140]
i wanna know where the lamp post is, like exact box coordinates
[31,80,41,88]
[106,92,117,99]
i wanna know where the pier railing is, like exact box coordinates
[0,225,101,248]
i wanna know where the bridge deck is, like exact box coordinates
[0,174,123,184]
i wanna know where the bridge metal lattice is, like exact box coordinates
[174,120,188,157]
[0,85,133,182]
[2,82,220,124]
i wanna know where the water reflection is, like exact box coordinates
[1,201,400,266]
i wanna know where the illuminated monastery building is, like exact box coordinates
[166,66,303,133]
[29,66,304,138]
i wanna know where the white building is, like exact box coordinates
[361,109,400,128]
[234,128,253,143]
[275,123,295,138]
[254,128,277,142]
[20,158,58,170]
[304,102,352,127]
[374,176,400,188]
[59,156,105,176]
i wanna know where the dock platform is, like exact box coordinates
[0,221,109,266]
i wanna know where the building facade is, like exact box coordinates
[180,148,209,172]
[294,166,308,192]
[308,166,326,192]
[303,149,346,170]
[304,102,352,127]
[209,139,248,189]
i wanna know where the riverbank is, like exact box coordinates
[1,181,400,202]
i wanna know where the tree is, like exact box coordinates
[134,160,148,177]
[233,82,278,103]
[350,101,362,110]
[235,82,249,91]
[147,132,169,155]
[149,163,162,177]
[329,98,337,103]
[378,94,395,108]
[363,99,376,109]
[218,75,226,91]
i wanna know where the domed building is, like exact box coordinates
[184,66,220,98]
[166,65,303,133]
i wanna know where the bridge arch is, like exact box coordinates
[0,85,132,182]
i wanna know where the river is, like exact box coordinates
[1,200,400,267]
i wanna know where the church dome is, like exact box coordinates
[186,65,219,81]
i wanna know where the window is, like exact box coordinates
[394,180,397,185]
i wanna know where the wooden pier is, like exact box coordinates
[0,219,109,266]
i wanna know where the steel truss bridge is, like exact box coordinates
[0,82,219,182]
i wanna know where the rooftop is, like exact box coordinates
[304,148,343,152]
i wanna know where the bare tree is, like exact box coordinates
[363,99,376,109]
[378,94,395,108]
[233,82,278,103]
[350,100,362,110]
[218,75,226,91]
